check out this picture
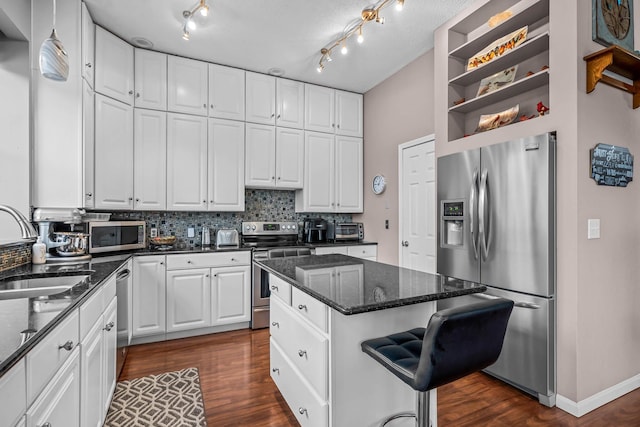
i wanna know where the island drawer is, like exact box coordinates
[26,308,79,405]
[166,251,250,270]
[79,275,115,340]
[270,338,328,427]
[271,297,328,399]
[292,287,328,332]
[269,274,291,305]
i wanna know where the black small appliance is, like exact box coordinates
[304,218,328,243]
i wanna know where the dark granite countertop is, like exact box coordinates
[0,258,127,377]
[256,254,486,315]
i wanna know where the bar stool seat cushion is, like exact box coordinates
[361,299,513,393]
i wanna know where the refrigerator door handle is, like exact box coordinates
[478,168,490,260]
[469,169,479,260]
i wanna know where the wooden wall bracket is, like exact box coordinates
[584,45,640,109]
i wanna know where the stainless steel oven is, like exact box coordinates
[242,221,314,329]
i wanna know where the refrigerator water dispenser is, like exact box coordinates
[441,201,464,247]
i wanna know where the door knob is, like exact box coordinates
[402,241,409,247]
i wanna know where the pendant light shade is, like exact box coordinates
[39,0,69,81]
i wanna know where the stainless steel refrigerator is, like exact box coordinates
[437,132,556,407]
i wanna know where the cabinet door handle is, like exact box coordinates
[203,104,207,108]
[103,322,114,332]
[58,340,74,351]
[272,367,279,373]
[298,349,307,357]
[41,423,52,427]
[271,321,279,328]
[128,197,133,201]
[136,92,140,98]
[205,274,209,278]
[297,304,307,311]
[271,285,278,291]
[337,123,340,129]
[160,262,164,265]
[203,200,207,204]
[187,260,192,264]
[85,62,92,68]
[270,113,275,118]
[277,114,281,119]
[211,104,215,109]
[277,177,281,180]
[299,407,308,415]
[86,192,92,197]
[128,90,134,95]
[231,258,236,261]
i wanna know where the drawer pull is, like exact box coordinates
[41,423,52,427]
[231,258,236,261]
[297,304,307,311]
[298,407,308,415]
[272,368,279,374]
[271,321,279,328]
[187,260,192,264]
[298,349,307,358]
[103,322,115,332]
[271,285,278,291]
[58,341,74,351]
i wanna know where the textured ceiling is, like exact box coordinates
[84,0,474,93]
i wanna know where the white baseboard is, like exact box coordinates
[556,373,640,417]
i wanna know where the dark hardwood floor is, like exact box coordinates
[120,329,640,426]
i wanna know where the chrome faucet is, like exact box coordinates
[0,205,38,240]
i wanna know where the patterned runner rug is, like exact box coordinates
[104,367,207,427]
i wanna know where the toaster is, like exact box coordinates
[216,229,239,248]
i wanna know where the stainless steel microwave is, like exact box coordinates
[88,221,146,253]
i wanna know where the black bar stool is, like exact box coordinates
[361,298,514,426]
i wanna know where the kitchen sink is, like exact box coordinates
[0,274,90,300]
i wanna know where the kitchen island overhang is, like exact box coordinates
[258,253,487,427]
[255,253,486,315]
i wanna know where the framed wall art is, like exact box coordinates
[591,143,634,187]
[592,0,634,52]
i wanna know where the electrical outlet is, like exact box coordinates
[385,219,389,229]
[187,227,195,238]
[150,228,158,238]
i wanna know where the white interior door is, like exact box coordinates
[399,136,436,273]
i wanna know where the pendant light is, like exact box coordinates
[39,0,69,82]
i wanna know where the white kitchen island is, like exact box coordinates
[256,254,485,427]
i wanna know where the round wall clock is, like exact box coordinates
[593,0,634,52]
[372,175,386,195]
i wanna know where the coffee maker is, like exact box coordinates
[303,218,328,243]
[32,208,91,262]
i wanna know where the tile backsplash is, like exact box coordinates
[0,243,31,272]
[109,189,352,248]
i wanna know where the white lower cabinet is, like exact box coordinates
[211,266,251,325]
[166,268,212,332]
[314,245,377,261]
[0,359,26,427]
[80,276,117,427]
[26,347,80,427]
[132,255,167,338]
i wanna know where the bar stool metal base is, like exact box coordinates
[381,391,431,427]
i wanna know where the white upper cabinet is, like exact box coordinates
[334,135,363,212]
[276,79,304,129]
[134,49,167,110]
[208,118,245,211]
[334,90,363,137]
[167,55,208,116]
[134,109,167,210]
[305,84,363,137]
[297,131,335,212]
[94,94,134,210]
[82,80,95,209]
[167,113,208,211]
[295,131,362,213]
[245,125,303,190]
[208,64,245,120]
[245,123,276,188]
[304,84,335,133]
[95,26,134,105]
[81,2,95,88]
[246,72,276,125]
[275,127,304,189]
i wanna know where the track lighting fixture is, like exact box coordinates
[316,0,405,72]
[181,0,210,40]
